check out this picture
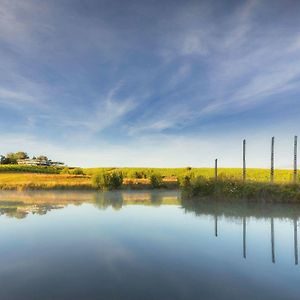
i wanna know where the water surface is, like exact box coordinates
[0,190,300,300]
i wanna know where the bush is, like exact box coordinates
[178,171,195,188]
[180,176,300,202]
[92,171,123,190]
[60,167,70,174]
[0,165,60,174]
[126,170,147,179]
[71,168,84,175]
[150,173,163,188]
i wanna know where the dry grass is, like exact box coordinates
[0,173,177,190]
[0,173,92,190]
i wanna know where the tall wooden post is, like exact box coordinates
[271,137,275,183]
[294,136,298,184]
[294,218,298,265]
[243,139,246,181]
[215,159,218,180]
[243,217,246,259]
[271,217,275,263]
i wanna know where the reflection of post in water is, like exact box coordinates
[294,218,298,265]
[214,215,218,237]
[271,217,275,264]
[243,217,246,259]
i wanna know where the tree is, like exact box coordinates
[5,152,29,164]
[36,155,48,161]
[15,152,29,160]
[6,153,17,164]
[0,155,6,164]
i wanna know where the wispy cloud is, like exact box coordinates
[126,0,300,135]
[60,83,138,132]
[1,0,300,167]
[0,88,35,104]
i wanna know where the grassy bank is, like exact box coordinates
[1,167,300,200]
[181,177,300,203]
[0,166,299,183]
[0,173,177,191]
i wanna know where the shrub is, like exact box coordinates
[178,171,195,188]
[180,176,300,202]
[60,167,70,174]
[71,168,84,175]
[150,173,163,188]
[92,171,123,190]
[0,165,60,174]
[126,170,147,179]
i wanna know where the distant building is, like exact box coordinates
[17,159,64,167]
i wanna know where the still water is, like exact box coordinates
[0,190,300,300]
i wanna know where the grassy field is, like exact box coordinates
[0,166,299,191]
[0,173,92,190]
[0,173,177,190]
[84,167,298,183]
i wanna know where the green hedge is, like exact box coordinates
[0,165,61,174]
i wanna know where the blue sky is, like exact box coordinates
[1,0,300,168]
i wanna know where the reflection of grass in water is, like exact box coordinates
[0,191,180,218]
[0,201,65,219]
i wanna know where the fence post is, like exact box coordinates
[243,217,246,259]
[215,215,218,237]
[294,218,298,265]
[271,217,275,263]
[243,139,246,181]
[271,137,275,183]
[215,159,218,180]
[294,136,298,184]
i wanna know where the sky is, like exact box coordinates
[1,0,300,168]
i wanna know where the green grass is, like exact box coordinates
[1,165,297,183]
[0,166,300,193]
[181,177,300,203]
[0,165,61,174]
[84,167,298,183]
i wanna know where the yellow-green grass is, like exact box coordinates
[84,167,297,183]
[0,168,299,191]
[0,173,92,190]
[0,173,176,190]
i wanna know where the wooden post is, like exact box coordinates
[243,139,246,181]
[214,215,218,237]
[271,217,275,263]
[294,136,298,184]
[215,159,218,180]
[243,217,246,259]
[294,218,298,265]
[271,137,275,183]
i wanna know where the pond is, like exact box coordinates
[0,190,300,300]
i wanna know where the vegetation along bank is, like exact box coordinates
[1,165,300,203]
